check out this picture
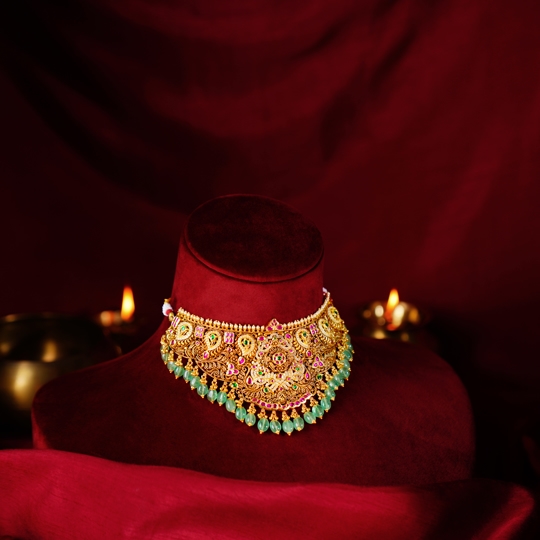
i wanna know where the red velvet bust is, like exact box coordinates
[32,195,474,486]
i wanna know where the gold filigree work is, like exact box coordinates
[160,292,353,435]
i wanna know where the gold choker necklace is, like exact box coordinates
[159,292,353,435]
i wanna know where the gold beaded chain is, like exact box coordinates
[159,292,353,435]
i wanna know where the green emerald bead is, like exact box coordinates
[161,352,169,362]
[328,379,339,391]
[341,357,351,369]
[225,399,236,413]
[183,370,193,382]
[197,384,209,397]
[325,388,336,400]
[207,389,218,403]
[235,407,247,421]
[282,420,294,434]
[166,361,176,372]
[270,420,282,434]
[312,405,324,419]
[190,376,201,389]
[320,397,331,411]
[293,417,305,431]
[342,349,352,359]
[245,413,256,427]
[174,365,184,378]
[304,411,316,424]
[335,374,345,386]
[217,391,228,405]
[257,418,270,432]
[339,367,350,379]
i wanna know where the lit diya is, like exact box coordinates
[359,289,434,349]
[96,285,139,353]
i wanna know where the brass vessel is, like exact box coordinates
[0,313,117,434]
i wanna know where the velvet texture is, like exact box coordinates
[0,450,536,540]
[32,196,474,485]
[173,195,324,324]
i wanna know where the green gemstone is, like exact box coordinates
[335,374,345,386]
[341,357,351,369]
[245,413,257,427]
[328,379,339,391]
[235,407,247,421]
[340,367,350,379]
[342,349,352,360]
[217,391,228,405]
[312,405,324,419]
[174,365,184,378]
[293,417,305,431]
[257,418,270,432]
[303,411,316,424]
[166,361,176,372]
[225,399,236,413]
[183,370,193,382]
[263,387,269,393]
[231,382,238,388]
[345,334,351,344]
[270,420,282,434]
[161,352,169,362]
[197,384,209,397]
[207,389,218,402]
[320,397,331,411]
[282,419,294,434]
[190,376,201,389]
[316,374,322,380]
[325,388,336,400]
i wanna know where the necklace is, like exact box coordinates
[160,292,353,435]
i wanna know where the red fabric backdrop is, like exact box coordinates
[0,449,537,540]
[1,0,540,485]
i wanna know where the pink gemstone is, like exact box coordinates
[239,357,245,364]
[267,326,272,331]
[277,325,283,330]
[247,377,252,384]
[307,351,312,357]
[285,333,291,339]
[259,336,265,341]
[305,372,311,380]
[272,404,277,409]
[203,352,209,359]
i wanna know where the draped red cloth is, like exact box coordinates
[0,449,537,540]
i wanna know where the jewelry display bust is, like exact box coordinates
[32,195,474,486]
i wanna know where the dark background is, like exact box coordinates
[1,0,539,485]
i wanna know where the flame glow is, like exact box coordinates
[121,285,135,321]
[386,288,400,313]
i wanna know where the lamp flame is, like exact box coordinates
[386,288,400,313]
[121,285,135,322]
